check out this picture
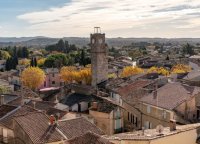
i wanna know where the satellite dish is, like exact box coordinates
[156,125,164,134]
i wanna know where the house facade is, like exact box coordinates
[89,102,124,135]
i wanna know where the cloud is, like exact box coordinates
[17,0,200,37]
[154,4,200,12]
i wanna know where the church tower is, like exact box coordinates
[90,27,108,87]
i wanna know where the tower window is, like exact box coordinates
[92,38,95,44]
[98,38,103,44]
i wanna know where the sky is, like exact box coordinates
[0,0,200,38]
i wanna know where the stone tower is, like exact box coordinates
[90,27,108,87]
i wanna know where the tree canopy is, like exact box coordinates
[120,66,144,78]
[21,67,45,90]
[44,53,68,68]
[147,66,170,76]
[60,66,92,85]
[171,64,191,74]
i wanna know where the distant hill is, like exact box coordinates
[0,37,199,48]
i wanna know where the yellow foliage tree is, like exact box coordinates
[79,68,92,85]
[60,66,92,85]
[19,58,30,66]
[147,66,170,76]
[120,66,144,78]
[37,58,46,67]
[171,64,191,74]
[21,67,45,90]
[60,66,78,83]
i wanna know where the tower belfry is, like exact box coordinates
[90,27,108,87]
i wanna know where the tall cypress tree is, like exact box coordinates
[34,57,37,67]
[80,49,86,66]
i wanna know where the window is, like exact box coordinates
[44,81,46,87]
[52,81,55,84]
[144,121,152,129]
[115,110,121,118]
[52,73,55,77]
[132,115,135,124]
[135,117,138,127]
[128,112,130,121]
[98,38,103,44]
[92,38,95,44]
[147,105,151,113]
[131,114,133,123]
[115,119,121,130]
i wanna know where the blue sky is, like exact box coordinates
[0,0,200,38]
[0,0,69,37]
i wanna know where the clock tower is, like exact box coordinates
[90,27,108,87]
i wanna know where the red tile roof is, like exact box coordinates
[116,80,151,97]
[26,100,67,118]
[0,105,17,118]
[0,105,37,129]
[13,112,104,144]
[65,131,113,144]
[141,82,200,110]
[14,112,65,144]
[58,117,104,139]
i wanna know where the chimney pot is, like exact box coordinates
[50,115,56,125]
[92,102,98,110]
[0,95,5,105]
[170,119,176,131]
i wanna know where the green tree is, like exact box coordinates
[22,47,29,58]
[183,43,194,55]
[0,50,11,60]
[57,39,66,52]
[80,49,86,66]
[44,53,68,68]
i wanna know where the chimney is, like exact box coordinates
[153,90,157,99]
[49,115,56,126]
[92,102,98,110]
[169,119,176,131]
[0,95,4,105]
[33,101,36,109]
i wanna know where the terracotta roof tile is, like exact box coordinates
[141,82,200,110]
[116,80,152,97]
[58,117,104,139]
[65,131,113,144]
[13,112,104,143]
[0,105,17,118]
[26,100,67,118]
[0,105,37,129]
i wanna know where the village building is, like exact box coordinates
[0,105,36,143]
[140,82,200,129]
[89,101,124,135]
[13,112,104,144]
[107,123,200,144]
[25,99,68,119]
[65,131,113,144]
[40,68,64,89]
